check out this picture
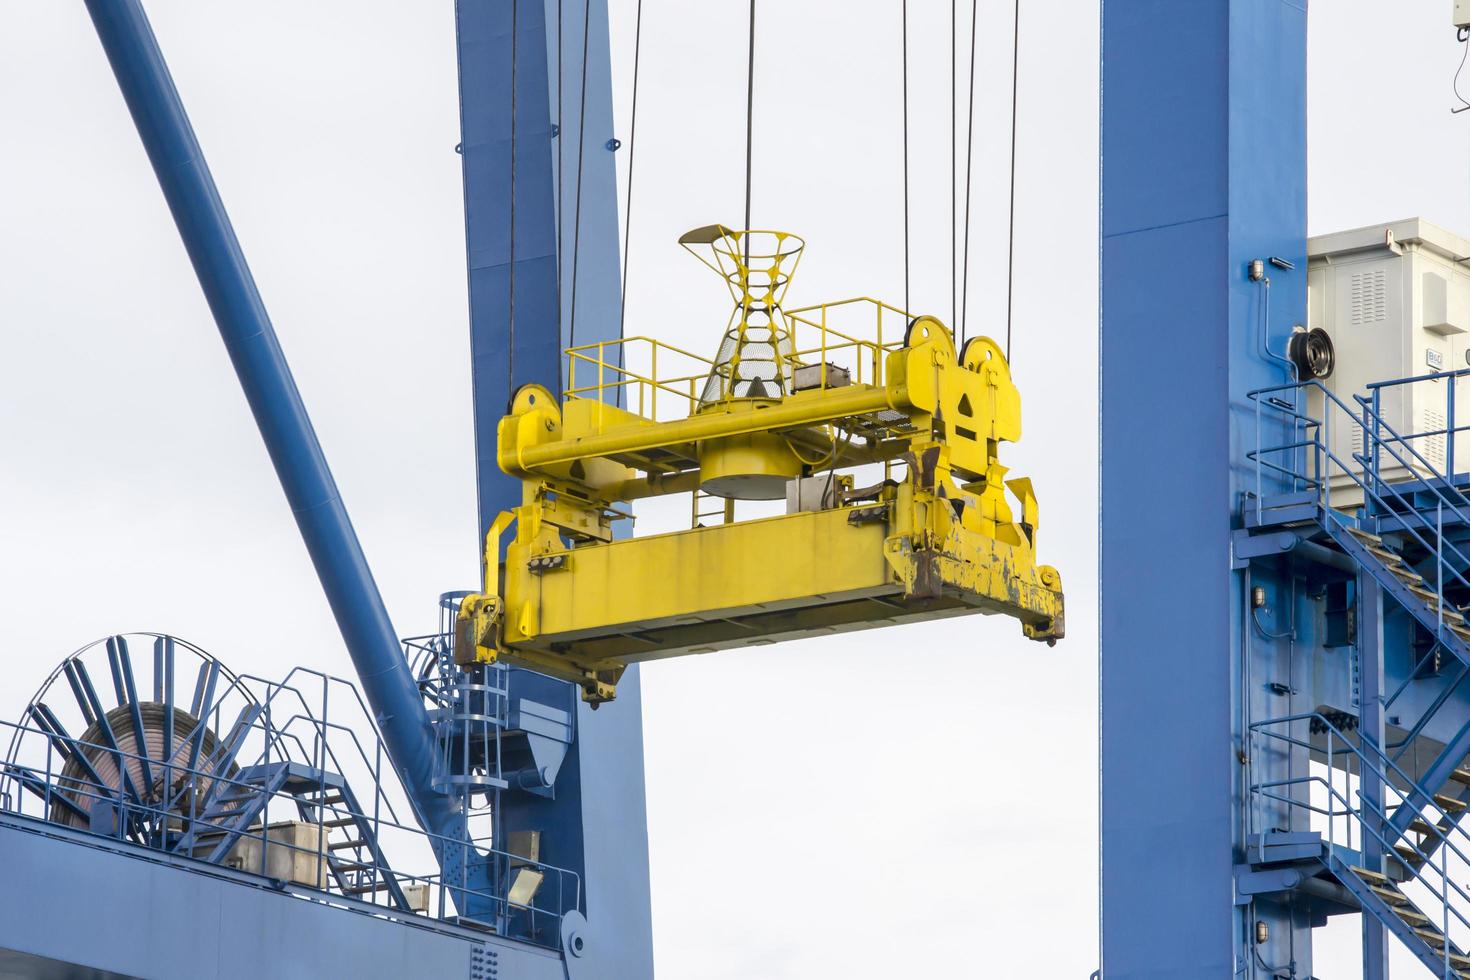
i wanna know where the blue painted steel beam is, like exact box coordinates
[1101,1,1309,975]
[82,0,458,847]
[1358,576,1389,976]
[456,0,562,543]
[455,1,653,974]
[0,811,566,980]
[457,0,627,546]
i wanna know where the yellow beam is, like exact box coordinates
[499,382,905,478]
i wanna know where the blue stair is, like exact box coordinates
[1317,517,1470,864]
[173,761,293,864]
[291,773,412,912]
[1321,856,1470,979]
[169,760,411,912]
[1323,520,1470,659]
[1244,379,1470,973]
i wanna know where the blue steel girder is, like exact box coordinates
[455,2,653,974]
[1100,0,1309,977]
[82,0,458,851]
[0,810,567,980]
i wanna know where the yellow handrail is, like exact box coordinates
[560,299,920,418]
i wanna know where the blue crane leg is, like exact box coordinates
[456,1,653,973]
[82,0,459,847]
[456,0,562,540]
[1101,1,1308,976]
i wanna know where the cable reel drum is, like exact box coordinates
[1,634,257,842]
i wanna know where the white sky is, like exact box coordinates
[0,1,1465,978]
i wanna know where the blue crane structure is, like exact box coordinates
[19,2,1469,978]
[1104,4,1470,979]
[4,3,1065,976]
[0,1,651,977]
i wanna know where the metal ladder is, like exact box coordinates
[690,489,734,527]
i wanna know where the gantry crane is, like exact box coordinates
[0,2,1063,977]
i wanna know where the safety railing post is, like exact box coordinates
[43,738,52,822]
[820,306,829,389]
[1327,735,1335,854]
[1372,386,1383,499]
[1440,500,1446,640]
[1323,389,1331,512]
[1258,719,1270,863]
[1450,373,1457,481]
[1444,845,1452,976]
[874,304,882,386]
[1291,385,1301,493]
[1255,393,1263,525]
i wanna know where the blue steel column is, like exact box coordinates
[1101,2,1308,977]
[1359,576,1389,978]
[82,0,458,845]
[455,2,654,975]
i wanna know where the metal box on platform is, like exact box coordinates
[1308,218,1470,495]
[190,820,327,888]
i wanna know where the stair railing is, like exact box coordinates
[1251,711,1470,959]
[1363,367,1470,507]
[0,710,581,946]
[1249,379,1470,642]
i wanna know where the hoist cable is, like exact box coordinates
[901,0,910,315]
[744,0,756,261]
[556,1,564,316]
[567,0,592,355]
[950,0,957,332]
[618,0,644,339]
[960,0,977,346]
[507,0,520,393]
[1004,0,1020,361]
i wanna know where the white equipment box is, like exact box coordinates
[1308,218,1470,492]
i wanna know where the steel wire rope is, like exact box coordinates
[821,429,855,509]
[1004,0,1020,360]
[960,0,977,346]
[950,0,957,331]
[507,0,520,393]
[744,0,756,261]
[617,0,645,340]
[567,0,594,362]
[901,0,910,315]
[557,1,565,291]
[736,0,755,403]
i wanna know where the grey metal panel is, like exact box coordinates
[0,814,564,980]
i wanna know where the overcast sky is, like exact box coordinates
[0,2,1466,978]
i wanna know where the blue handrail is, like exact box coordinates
[1248,378,1470,639]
